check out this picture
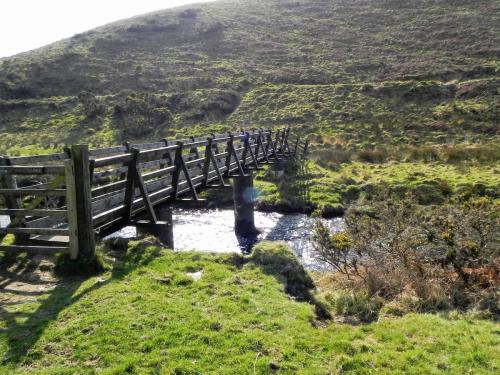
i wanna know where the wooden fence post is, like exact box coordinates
[69,145,95,259]
[65,159,79,260]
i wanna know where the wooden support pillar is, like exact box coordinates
[267,131,278,160]
[232,171,259,236]
[189,136,200,159]
[246,132,260,169]
[226,134,245,176]
[274,129,282,155]
[69,145,95,259]
[171,142,184,199]
[278,128,286,154]
[130,148,157,223]
[161,139,174,166]
[241,132,249,168]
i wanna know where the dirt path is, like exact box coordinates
[0,255,59,307]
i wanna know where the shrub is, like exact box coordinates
[320,203,345,218]
[412,183,445,204]
[78,91,106,118]
[312,148,354,167]
[357,148,388,163]
[312,225,358,279]
[325,292,382,322]
[312,192,499,317]
[342,185,361,202]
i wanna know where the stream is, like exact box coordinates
[1,210,345,269]
[108,209,344,269]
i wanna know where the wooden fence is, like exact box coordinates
[0,128,307,260]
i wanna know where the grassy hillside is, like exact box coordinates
[1,241,498,374]
[0,0,498,153]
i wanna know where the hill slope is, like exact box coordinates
[0,0,499,153]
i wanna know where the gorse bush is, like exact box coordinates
[313,192,499,319]
[78,91,106,118]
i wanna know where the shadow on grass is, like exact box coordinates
[247,241,331,320]
[0,239,163,364]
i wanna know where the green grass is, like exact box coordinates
[252,159,499,216]
[1,241,498,374]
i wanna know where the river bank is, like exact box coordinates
[1,241,498,374]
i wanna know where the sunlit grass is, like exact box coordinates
[1,242,498,374]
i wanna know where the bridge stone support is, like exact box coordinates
[232,171,259,236]
[136,205,174,248]
[269,159,285,179]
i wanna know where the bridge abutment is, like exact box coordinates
[232,171,259,236]
[269,159,285,179]
[136,206,174,248]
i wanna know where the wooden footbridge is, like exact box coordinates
[0,128,307,260]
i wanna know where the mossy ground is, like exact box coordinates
[0,241,499,374]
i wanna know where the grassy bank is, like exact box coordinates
[253,157,499,217]
[1,241,498,374]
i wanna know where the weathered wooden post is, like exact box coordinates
[65,158,79,260]
[232,171,259,236]
[0,156,28,243]
[68,145,95,259]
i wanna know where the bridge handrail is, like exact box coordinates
[0,127,308,260]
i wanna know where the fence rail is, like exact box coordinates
[0,128,308,260]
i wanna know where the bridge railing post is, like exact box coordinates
[284,128,291,154]
[67,145,95,259]
[171,142,184,199]
[293,137,300,156]
[303,140,310,157]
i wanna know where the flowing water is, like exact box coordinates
[108,209,344,269]
[1,210,345,269]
